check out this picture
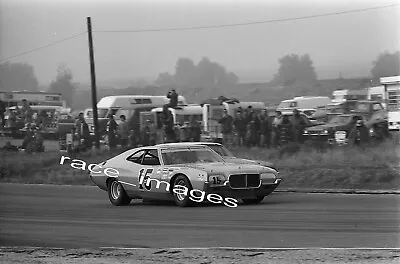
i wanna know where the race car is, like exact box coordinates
[89,144,281,207]
[156,142,277,170]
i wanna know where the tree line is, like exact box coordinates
[0,51,399,108]
[155,57,239,89]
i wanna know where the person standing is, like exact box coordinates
[128,129,137,148]
[141,120,151,146]
[7,108,17,137]
[21,123,34,150]
[20,99,33,125]
[279,115,293,145]
[163,108,176,143]
[218,109,233,146]
[167,89,178,108]
[246,106,254,124]
[74,112,91,151]
[118,115,129,150]
[189,116,201,142]
[106,114,118,150]
[233,111,246,147]
[348,119,370,147]
[148,120,157,145]
[259,109,272,148]
[272,111,283,147]
[0,99,5,128]
[290,109,306,144]
[249,114,259,147]
[74,112,85,139]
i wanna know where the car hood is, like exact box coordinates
[223,157,276,170]
[166,162,275,175]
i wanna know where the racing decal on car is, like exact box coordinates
[159,168,168,179]
[138,168,153,191]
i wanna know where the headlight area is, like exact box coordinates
[207,174,227,186]
[260,172,281,184]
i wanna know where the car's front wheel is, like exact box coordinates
[107,179,131,206]
[242,196,265,205]
[172,175,194,207]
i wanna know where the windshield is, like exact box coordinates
[328,115,351,124]
[161,148,225,165]
[207,145,233,157]
[88,108,119,118]
[355,103,370,112]
[278,101,297,108]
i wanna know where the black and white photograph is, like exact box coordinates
[0,0,399,263]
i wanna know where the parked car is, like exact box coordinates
[90,144,282,207]
[311,100,386,123]
[304,112,389,144]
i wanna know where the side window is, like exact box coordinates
[141,149,161,166]
[127,150,145,164]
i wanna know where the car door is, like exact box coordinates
[122,149,146,192]
[137,148,169,198]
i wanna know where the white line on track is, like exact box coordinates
[1,246,399,250]
[99,247,400,250]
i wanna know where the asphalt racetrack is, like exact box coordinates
[0,184,399,249]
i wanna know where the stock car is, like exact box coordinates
[156,142,277,170]
[89,144,281,207]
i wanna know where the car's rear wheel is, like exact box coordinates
[172,175,193,207]
[107,179,131,206]
[242,196,265,205]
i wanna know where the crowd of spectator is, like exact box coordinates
[0,92,377,153]
[218,107,308,148]
[0,99,45,152]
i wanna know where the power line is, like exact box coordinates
[0,31,87,62]
[0,3,398,61]
[94,3,399,33]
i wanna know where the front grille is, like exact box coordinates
[229,174,260,189]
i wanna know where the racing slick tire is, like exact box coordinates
[172,175,194,207]
[107,179,132,206]
[242,196,265,205]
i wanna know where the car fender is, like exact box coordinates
[166,167,208,191]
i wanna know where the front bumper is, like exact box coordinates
[204,178,282,199]
[389,123,400,131]
[303,134,331,141]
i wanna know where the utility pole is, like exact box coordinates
[87,17,100,149]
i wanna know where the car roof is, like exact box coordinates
[123,144,211,155]
[155,142,221,147]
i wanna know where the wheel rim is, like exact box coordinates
[175,179,187,201]
[111,181,121,200]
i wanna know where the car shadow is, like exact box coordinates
[125,193,294,208]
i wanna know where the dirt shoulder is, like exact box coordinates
[1,247,399,264]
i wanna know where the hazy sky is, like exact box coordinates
[0,0,399,85]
